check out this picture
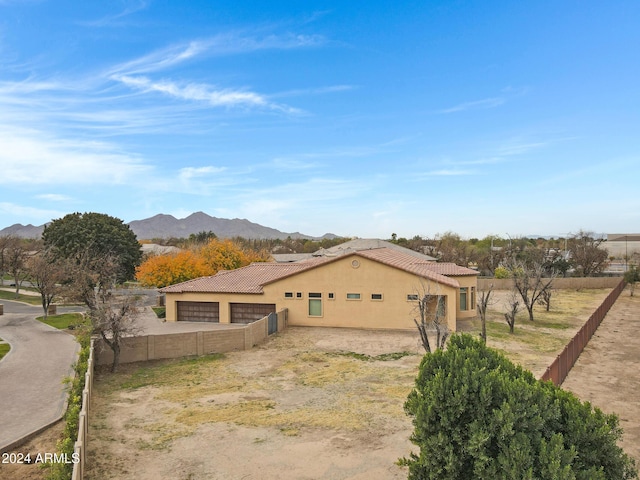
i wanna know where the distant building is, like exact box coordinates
[605,234,640,258]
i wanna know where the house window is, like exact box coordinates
[284,292,293,298]
[470,287,476,309]
[346,293,361,300]
[371,293,383,301]
[309,292,322,298]
[328,292,335,300]
[309,299,322,316]
[296,292,302,299]
[460,287,468,311]
[407,294,419,301]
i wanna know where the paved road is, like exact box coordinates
[0,300,80,452]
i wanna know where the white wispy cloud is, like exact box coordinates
[178,166,227,181]
[0,125,152,185]
[496,140,550,156]
[80,0,149,27]
[107,32,325,76]
[439,97,505,114]
[270,157,322,170]
[36,193,72,202]
[271,84,355,98]
[112,75,298,112]
[0,202,64,221]
[420,169,476,176]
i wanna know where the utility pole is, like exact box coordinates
[625,235,628,273]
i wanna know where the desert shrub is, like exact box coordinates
[493,266,510,279]
[401,334,637,480]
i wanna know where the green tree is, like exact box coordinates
[43,212,142,284]
[402,334,637,480]
[624,266,640,296]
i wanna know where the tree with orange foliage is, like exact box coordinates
[197,239,247,273]
[136,238,271,288]
[136,250,206,288]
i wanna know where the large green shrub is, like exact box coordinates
[402,334,637,480]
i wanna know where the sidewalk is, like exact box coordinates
[0,287,40,296]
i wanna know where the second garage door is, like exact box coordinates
[230,303,276,324]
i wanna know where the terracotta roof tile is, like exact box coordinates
[353,249,469,288]
[160,248,476,294]
[159,257,330,294]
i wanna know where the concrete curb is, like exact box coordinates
[0,338,13,365]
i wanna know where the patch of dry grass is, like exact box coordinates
[460,288,610,373]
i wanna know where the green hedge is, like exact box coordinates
[45,330,90,480]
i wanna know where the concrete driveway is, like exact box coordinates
[0,300,80,452]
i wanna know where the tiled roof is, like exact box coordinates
[315,238,437,261]
[416,262,478,277]
[159,257,330,294]
[353,249,475,288]
[160,247,476,294]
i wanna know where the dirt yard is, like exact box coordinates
[87,328,424,480]
[5,288,635,480]
[561,292,640,464]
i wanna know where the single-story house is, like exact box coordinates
[160,246,478,331]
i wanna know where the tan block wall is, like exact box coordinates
[95,310,286,366]
[478,277,622,291]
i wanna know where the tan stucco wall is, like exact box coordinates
[164,256,477,331]
[265,256,465,330]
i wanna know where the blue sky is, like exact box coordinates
[0,1,638,239]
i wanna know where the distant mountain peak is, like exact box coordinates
[0,212,337,241]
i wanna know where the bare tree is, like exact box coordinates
[91,293,142,372]
[537,287,553,311]
[63,250,144,372]
[4,237,32,297]
[0,235,11,286]
[476,284,494,344]
[567,230,609,276]
[28,250,67,320]
[412,281,449,353]
[431,232,477,267]
[504,290,520,333]
[508,259,555,321]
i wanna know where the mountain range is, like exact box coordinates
[0,212,338,241]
